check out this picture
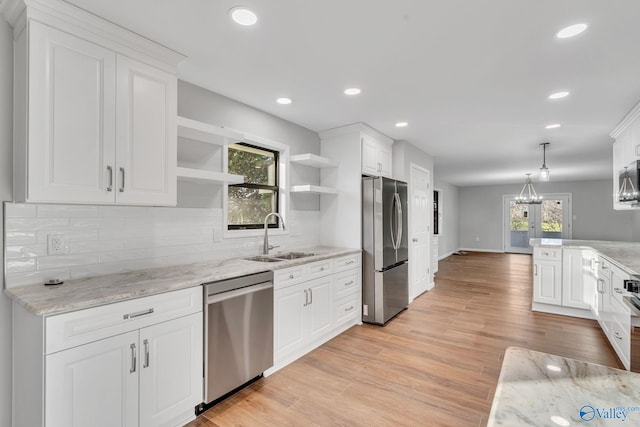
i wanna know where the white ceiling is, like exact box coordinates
[66,0,640,186]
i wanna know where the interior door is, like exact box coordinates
[409,164,430,298]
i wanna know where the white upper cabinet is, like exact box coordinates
[361,133,392,178]
[11,0,184,206]
[115,56,177,205]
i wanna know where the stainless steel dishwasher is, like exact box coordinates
[202,271,274,407]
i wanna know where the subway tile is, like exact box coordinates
[5,244,48,259]
[69,262,126,279]
[37,204,99,217]
[99,206,151,217]
[5,268,70,288]
[37,254,100,270]
[6,218,69,231]
[6,258,37,273]
[70,217,124,229]
[124,257,168,271]
[99,248,159,263]
[166,253,203,267]
[4,203,36,217]
[67,240,126,254]
[6,231,38,245]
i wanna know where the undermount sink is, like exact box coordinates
[244,256,283,263]
[272,252,316,260]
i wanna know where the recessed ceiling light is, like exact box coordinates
[548,91,569,100]
[395,122,408,128]
[545,124,561,129]
[276,97,292,105]
[229,7,258,26]
[556,23,588,39]
[344,88,361,96]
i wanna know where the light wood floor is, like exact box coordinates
[187,252,621,427]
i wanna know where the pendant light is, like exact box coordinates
[539,142,550,182]
[516,173,543,205]
[618,167,638,202]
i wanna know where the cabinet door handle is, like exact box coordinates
[143,339,150,368]
[106,165,113,192]
[119,167,125,192]
[309,288,313,305]
[123,308,154,320]
[534,264,538,276]
[303,289,308,307]
[130,343,137,373]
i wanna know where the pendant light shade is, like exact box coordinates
[618,167,638,202]
[516,173,543,205]
[539,142,550,182]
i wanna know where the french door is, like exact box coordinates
[503,194,571,254]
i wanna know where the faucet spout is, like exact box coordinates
[263,212,285,255]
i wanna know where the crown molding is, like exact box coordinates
[0,0,25,26]
[610,99,640,138]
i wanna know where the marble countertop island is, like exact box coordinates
[529,238,640,275]
[4,246,360,316]
[489,347,640,426]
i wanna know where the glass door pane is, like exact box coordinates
[541,199,563,239]
[510,202,530,249]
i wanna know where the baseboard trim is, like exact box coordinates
[457,248,505,254]
[438,250,455,260]
[531,302,594,320]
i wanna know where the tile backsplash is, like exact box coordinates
[4,203,320,288]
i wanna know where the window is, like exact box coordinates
[227,142,280,230]
[433,189,441,235]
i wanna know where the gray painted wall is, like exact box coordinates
[1,16,12,427]
[177,80,321,211]
[459,179,635,251]
[434,178,460,258]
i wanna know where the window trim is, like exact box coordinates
[222,130,290,239]
[434,188,442,236]
[227,142,280,230]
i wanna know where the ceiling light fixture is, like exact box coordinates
[344,88,361,96]
[545,124,561,129]
[516,174,543,205]
[548,91,569,100]
[276,97,292,105]
[618,167,638,202]
[229,7,258,26]
[539,142,550,181]
[556,23,588,39]
[395,122,408,128]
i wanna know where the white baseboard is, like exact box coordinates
[531,302,594,320]
[457,248,505,253]
[438,250,455,260]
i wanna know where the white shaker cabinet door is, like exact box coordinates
[274,284,306,361]
[28,21,116,203]
[116,55,177,206]
[45,330,139,427]
[306,277,333,341]
[361,135,379,176]
[533,261,562,305]
[138,312,203,427]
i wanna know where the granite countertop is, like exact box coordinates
[488,347,640,426]
[529,238,640,275]
[4,246,360,316]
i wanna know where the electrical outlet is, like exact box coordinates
[47,234,66,255]
[363,304,369,316]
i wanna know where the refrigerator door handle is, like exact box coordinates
[389,192,397,250]
[395,192,403,249]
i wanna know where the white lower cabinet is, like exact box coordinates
[13,287,203,427]
[271,254,361,372]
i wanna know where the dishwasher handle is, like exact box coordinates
[206,282,273,305]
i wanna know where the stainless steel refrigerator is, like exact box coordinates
[362,176,409,325]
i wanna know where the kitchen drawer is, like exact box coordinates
[536,247,562,261]
[306,259,334,280]
[611,309,631,369]
[274,265,306,289]
[45,287,202,354]
[334,270,359,300]
[334,293,359,325]
[334,254,360,273]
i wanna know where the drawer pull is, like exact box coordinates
[289,274,294,279]
[345,306,355,312]
[346,260,355,265]
[614,331,623,340]
[344,280,354,287]
[614,287,625,294]
[130,343,137,373]
[320,267,325,271]
[123,308,154,320]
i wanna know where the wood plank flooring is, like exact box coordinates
[186,252,621,427]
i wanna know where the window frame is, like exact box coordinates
[227,142,281,230]
[433,188,443,236]
[222,131,290,239]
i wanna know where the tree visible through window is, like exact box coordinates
[228,143,280,229]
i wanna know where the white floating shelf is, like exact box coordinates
[291,185,338,195]
[290,153,338,168]
[177,167,244,184]
[177,116,243,146]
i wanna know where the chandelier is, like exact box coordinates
[618,167,638,202]
[515,173,543,205]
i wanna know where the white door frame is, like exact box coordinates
[409,163,431,301]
